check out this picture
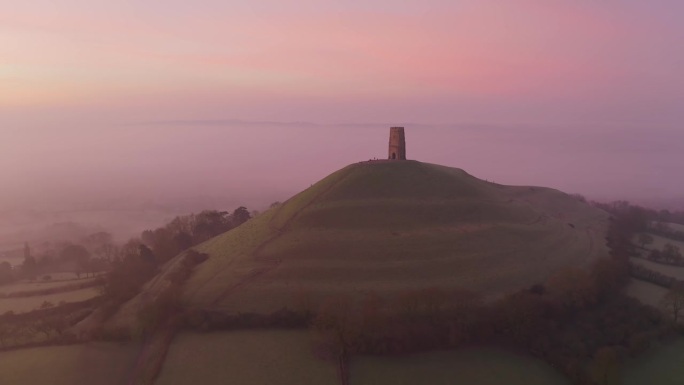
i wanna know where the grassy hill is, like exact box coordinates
[111,160,609,321]
[351,348,570,385]
[0,343,139,385]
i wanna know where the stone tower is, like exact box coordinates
[388,127,406,160]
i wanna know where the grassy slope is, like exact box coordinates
[0,343,139,385]
[351,348,569,385]
[624,339,684,385]
[155,331,337,385]
[177,161,608,313]
[0,287,100,314]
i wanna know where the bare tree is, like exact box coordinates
[661,283,684,323]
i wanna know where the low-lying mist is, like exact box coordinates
[1,122,682,251]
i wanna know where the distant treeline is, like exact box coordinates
[101,207,252,310]
[649,222,684,243]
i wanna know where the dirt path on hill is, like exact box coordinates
[127,322,178,385]
[208,165,357,307]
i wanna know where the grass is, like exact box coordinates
[624,278,668,308]
[0,277,101,297]
[629,257,684,280]
[0,342,139,385]
[350,347,569,385]
[0,287,100,314]
[624,339,684,385]
[663,222,684,233]
[155,330,337,385]
[174,161,608,313]
[636,233,684,256]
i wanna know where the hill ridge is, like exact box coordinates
[105,160,610,324]
[208,165,360,306]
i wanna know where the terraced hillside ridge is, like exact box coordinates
[121,161,611,318]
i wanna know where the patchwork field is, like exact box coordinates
[636,233,684,255]
[630,257,684,280]
[351,348,569,385]
[156,331,337,385]
[0,287,100,314]
[624,339,684,385]
[0,342,139,385]
[0,277,101,297]
[663,222,684,233]
[624,278,668,308]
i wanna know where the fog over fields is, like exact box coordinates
[2,123,683,212]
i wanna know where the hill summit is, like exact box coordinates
[108,160,609,325]
[174,160,609,313]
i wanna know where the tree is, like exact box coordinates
[21,246,38,281]
[0,262,13,284]
[663,243,681,264]
[191,210,231,243]
[661,283,684,323]
[83,232,113,251]
[58,243,91,278]
[0,323,14,347]
[591,347,621,385]
[231,206,252,227]
[546,268,597,311]
[637,234,654,249]
[23,242,31,260]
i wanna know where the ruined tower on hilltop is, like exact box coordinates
[388,127,407,160]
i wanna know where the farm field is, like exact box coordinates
[350,348,569,385]
[0,342,139,385]
[663,222,684,233]
[637,233,684,254]
[624,339,684,385]
[0,277,100,297]
[624,278,667,308]
[0,287,100,313]
[156,330,337,385]
[630,257,684,280]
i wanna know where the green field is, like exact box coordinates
[637,233,684,255]
[156,330,337,385]
[624,278,668,308]
[0,287,100,314]
[0,277,100,297]
[0,342,139,385]
[161,161,609,314]
[351,348,569,385]
[663,222,684,233]
[630,257,684,280]
[624,339,684,385]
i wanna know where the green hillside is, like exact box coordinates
[110,160,609,322]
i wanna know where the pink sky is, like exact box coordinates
[1,1,683,210]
